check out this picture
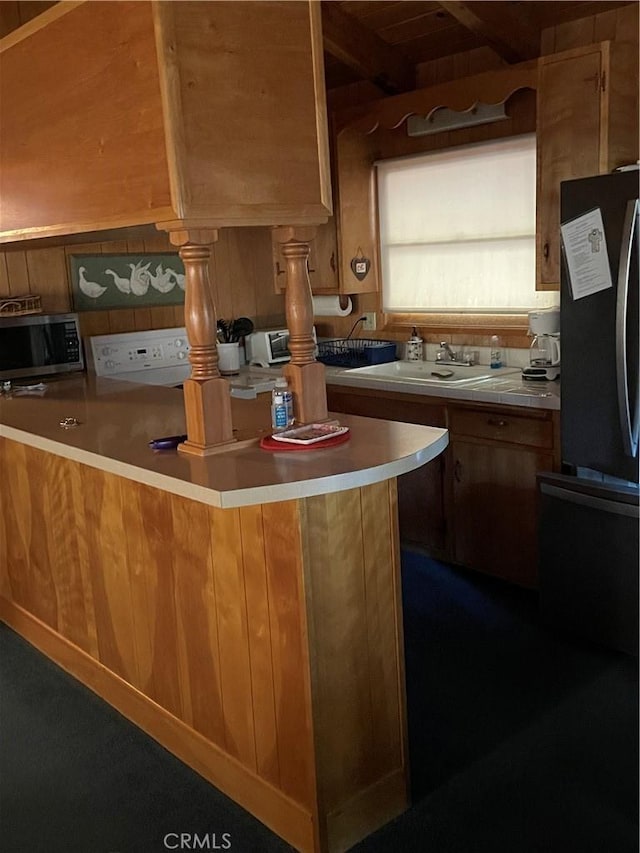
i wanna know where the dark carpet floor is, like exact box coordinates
[1,550,637,853]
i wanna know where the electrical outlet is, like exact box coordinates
[362,312,377,331]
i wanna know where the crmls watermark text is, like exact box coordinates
[163,833,232,850]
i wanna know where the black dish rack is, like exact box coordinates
[316,338,397,368]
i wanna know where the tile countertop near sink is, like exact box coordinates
[324,361,560,410]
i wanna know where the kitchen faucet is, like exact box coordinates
[436,341,457,362]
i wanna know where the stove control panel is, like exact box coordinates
[88,327,190,377]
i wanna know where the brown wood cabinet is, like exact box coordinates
[0,1,331,243]
[272,218,339,293]
[328,384,560,587]
[448,404,556,588]
[536,40,639,289]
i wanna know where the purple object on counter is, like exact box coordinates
[148,434,188,450]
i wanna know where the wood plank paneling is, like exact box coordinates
[360,480,403,778]
[3,441,39,614]
[0,253,9,296]
[0,227,283,336]
[1,439,410,851]
[81,465,139,686]
[239,505,281,788]
[43,452,93,654]
[301,484,408,851]
[0,598,316,853]
[262,499,316,807]
[25,246,68,313]
[303,489,375,809]
[126,482,183,719]
[553,15,596,52]
[209,506,257,770]
[67,456,99,659]
[0,440,8,598]
[170,493,226,746]
[4,251,29,293]
[17,442,58,629]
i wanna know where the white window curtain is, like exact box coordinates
[377,134,551,313]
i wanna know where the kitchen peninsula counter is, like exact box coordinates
[0,373,448,853]
[0,374,448,508]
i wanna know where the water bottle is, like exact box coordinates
[490,335,503,369]
[271,377,294,431]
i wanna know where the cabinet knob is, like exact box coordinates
[487,418,508,427]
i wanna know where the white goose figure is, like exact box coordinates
[78,267,107,299]
[104,268,131,294]
[166,268,185,291]
[128,261,151,296]
[148,264,175,294]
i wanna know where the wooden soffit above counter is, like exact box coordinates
[0,0,332,244]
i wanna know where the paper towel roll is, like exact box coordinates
[312,295,353,317]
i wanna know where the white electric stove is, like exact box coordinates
[87,327,279,398]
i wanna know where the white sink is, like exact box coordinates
[344,361,520,385]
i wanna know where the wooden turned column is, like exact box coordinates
[273,226,328,424]
[169,229,235,455]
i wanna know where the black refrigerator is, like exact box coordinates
[538,168,639,656]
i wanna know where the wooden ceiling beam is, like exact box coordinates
[321,1,415,94]
[437,1,541,63]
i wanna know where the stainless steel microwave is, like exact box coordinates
[0,312,84,381]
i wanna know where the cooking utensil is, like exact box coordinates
[232,317,254,341]
[217,317,254,343]
[217,319,230,342]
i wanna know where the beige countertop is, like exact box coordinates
[324,363,561,410]
[0,375,448,509]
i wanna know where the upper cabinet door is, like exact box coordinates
[272,219,339,293]
[536,41,639,291]
[536,47,603,290]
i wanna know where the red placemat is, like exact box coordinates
[259,432,351,452]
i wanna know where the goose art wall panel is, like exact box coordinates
[70,254,185,311]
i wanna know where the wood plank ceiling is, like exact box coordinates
[322,0,636,91]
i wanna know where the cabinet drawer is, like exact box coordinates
[450,408,553,449]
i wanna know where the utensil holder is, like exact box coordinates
[217,342,240,375]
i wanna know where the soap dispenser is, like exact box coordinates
[490,335,503,369]
[406,327,423,362]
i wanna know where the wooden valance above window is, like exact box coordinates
[335,59,539,136]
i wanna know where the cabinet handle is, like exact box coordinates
[583,71,600,92]
[330,251,336,273]
[543,241,549,260]
[454,459,462,482]
[275,261,285,277]
[487,418,508,428]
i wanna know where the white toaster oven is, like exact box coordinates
[246,327,316,367]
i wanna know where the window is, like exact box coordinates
[377,134,555,315]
